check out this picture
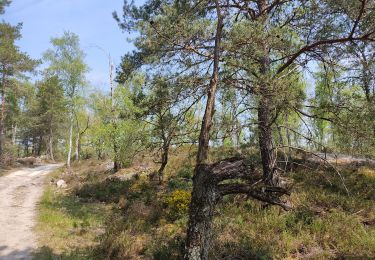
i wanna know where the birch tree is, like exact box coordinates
[43,31,88,168]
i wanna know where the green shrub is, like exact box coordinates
[164,189,191,220]
[167,164,193,190]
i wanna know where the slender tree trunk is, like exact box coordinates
[67,115,73,168]
[0,77,5,158]
[285,114,291,155]
[195,14,222,166]
[109,55,119,172]
[49,128,54,162]
[113,124,120,172]
[31,136,36,156]
[185,2,223,259]
[11,124,17,145]
[73,115,89,162]
[112,107,119,172]
[78,138,81,159]
[285,114,293,170]
[113,145,119,171]
[234,123,241,149]
[157,142,169,183]
[24,138,29,156]
[75,132,80,161]
[37,134,43,156]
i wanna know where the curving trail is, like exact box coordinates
[0,164,62,260]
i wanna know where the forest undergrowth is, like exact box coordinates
[34,148,375,259]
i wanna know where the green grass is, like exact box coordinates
[34,158,375,259]
[208,165,375,259]
[33,167,111,260]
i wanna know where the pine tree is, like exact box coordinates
[0,22,37,160]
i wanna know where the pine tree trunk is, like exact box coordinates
[49,128,54,162]
[285,114,293,168]
[258,91,278,185]
[185,165,219,260]
[185,1,223,258]
[257,0,278,186]
[157,143,169,183]
[195,7,222,167]
[0,81,5,158]
[113,141,119,172]
[31,136,36,156]
[24,139,29,156]
[37,134,43,156]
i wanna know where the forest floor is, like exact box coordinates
[0,164,62,260]
[33,150,375,259]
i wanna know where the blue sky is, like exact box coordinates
[3,0,139,92]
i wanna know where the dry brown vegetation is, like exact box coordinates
[34,148,375,259]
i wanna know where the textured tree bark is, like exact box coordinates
[67,115,73,168]
[185,1,223,258]
[258,90,278,185]
[157,143,169,183]
[113,144,119,172]
[195,4,223,167]
[74,115,89,162]
[257,0,279,186]
[185,164,219,260]
[185,158,289,259]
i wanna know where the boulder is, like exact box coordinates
[56,179,67,188]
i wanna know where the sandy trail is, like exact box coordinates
[0,164,62,260]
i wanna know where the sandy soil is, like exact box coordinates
[0,164,62,260]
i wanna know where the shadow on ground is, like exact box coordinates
[0,245,33,260]
[32,246,94,260]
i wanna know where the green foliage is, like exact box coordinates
[115,119,146,168]
[37,155,375,259]
[167,163,193,190]
[0,21,38,160]
[41,31,89,165]
[4,0,375,258]
[35,174,110,259]
[87,77,148,168]
[43,31,88,101]
[0,0,10,14]
[0,23,38,76]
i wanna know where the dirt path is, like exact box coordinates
[0,164,62,260]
